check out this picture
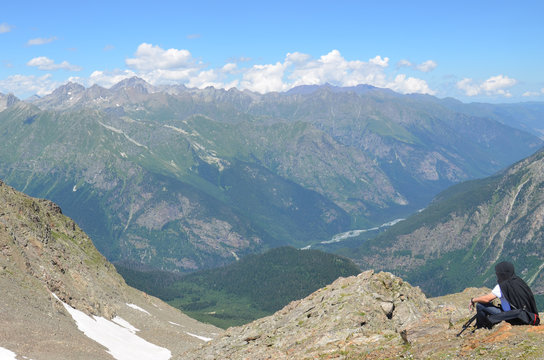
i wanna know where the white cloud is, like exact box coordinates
[481,75,516,94]
[387,74,435,95]
[0,73,59,97]
[89,69,137,88]
[126,43,197,71]
[240,62,288,93]
[397,59,437,72]
[369,55,389,67]
[2,44,437,97]
[27,56,82,71]
[237,50,433,95]
[457,75,517,97]
[27,36,57,46]
[456,78,481,96]
[221,63,237,73]
[288,50,351,87]
[285,52,312,65]
[0,23,12,34]
[186,68,239,89]
[416,60,437,72]
[397,59,413,67]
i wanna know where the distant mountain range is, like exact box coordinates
[350,147,544,298]
[0,78,542,271]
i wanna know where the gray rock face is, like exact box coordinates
[183,270,435,359]
[0,92,19,111]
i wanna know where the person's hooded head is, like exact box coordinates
[495,261,515,284]
[494,261,538,313]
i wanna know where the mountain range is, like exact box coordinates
[4,178,543,359]
[349,147,544,299]
[0,78,542,272]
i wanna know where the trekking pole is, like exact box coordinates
[456,314,477,337]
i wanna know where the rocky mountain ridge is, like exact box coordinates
[183,270,544,359]
[2,177,543,359]
[0,179,219,359]
[0,79,542,272]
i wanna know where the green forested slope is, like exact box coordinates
[117,247,361,328]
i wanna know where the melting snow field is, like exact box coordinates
[0,347,17,360]
[52,294,171,360]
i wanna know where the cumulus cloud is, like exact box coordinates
[88,69,137,88]
[387,74,435,94]
[240,62,288,93]
[27,56,82,71]
[0,74,59,97]
[0,23,12,34]
[397,59,437,72]
[397,59,413,67]
[457,75,517,97]
[184,63,239,89]
[126,43,197,71]
[27,37,57,46]
[237,49,433,95]
[369,55,389,67]
[8,43,435,97]
[91,44,434,95]
[416,60,437,72]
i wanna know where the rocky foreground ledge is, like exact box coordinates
[182,270,544,359]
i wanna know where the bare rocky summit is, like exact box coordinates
[183,270,544,359]
[0,179,219,359]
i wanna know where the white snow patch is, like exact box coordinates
[186,332,212,342]
[120,152,128,158]
[52,294,171,360]
[113,316,140,333]
[127,303,151,315]
[169,321,183,327]
[0,347,17,360]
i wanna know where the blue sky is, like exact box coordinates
[1,0,543,102]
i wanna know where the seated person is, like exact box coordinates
[470,261,539,328]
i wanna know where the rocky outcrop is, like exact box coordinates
[183,270,434,359]
[0,92,19,111]
[183,271,544,359]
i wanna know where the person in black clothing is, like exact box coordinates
[469,261,539,328]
